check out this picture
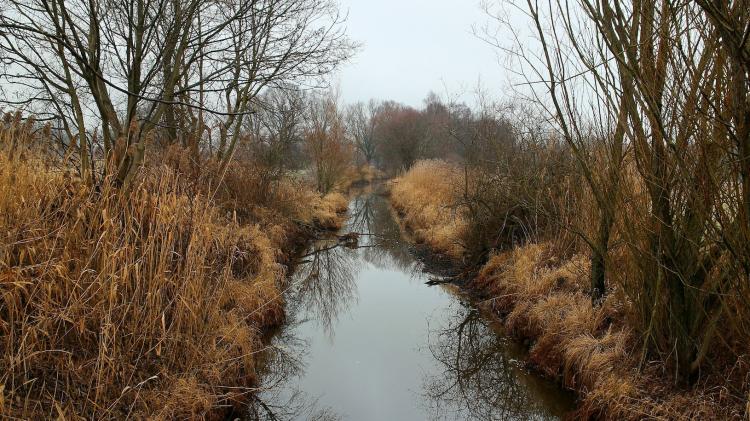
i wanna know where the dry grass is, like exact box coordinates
[350,163,383,185]
[250,176,348,231]
[389,158,748,419]
[310,192,350,230]
[474,244,745,420]
[388,160,467,259]
[0,121,348,419]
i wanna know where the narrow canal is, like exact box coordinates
[253,188,575,420]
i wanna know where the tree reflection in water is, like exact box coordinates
[348,192,425,275]
[422,304,574,420]
[250,192,414,420]
[250,236,358,420]
[289,239,359,338]
[249,191,572,420]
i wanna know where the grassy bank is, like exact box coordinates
[388,160,468,261]
[0,122,348,419]
[388,160,749,420]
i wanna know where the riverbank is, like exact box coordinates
[387,162,748,420]
[0,139,349,419]
[258,188,575,420]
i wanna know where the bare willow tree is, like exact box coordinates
[305,91,352,193]
[226,86,308,202]
[480,0,627,304]
[485,0,750,383]
[244,86,307,173]
[0,0,355,186]
[578,0,749,384]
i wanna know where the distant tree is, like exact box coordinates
[346,100,380,165]
[305,93,353,193]
[375,103,429,173]
[422,93,454,160]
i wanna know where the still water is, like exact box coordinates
[253,189,575,420]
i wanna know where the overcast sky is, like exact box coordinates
[334,0,506,108]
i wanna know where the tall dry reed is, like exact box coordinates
[389,160,467,259]
[0,117,341,419]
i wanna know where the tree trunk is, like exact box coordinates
[590,212,612,304]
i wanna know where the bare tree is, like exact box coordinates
[246,86,307,174]
[305,91,352,193]
[0,0,356,186]
[483,0,750,383]
[345,100,380,165]
[480,0,627,304]
[375,102,430,173]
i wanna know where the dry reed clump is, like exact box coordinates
[311,192,350,230]
[472,242,742,420]
[476,244,589,315]
[0,131,345,419]
[349,163,383,186]
[159,146,348,237]
[389,160,467,259]
[269,182,348,231]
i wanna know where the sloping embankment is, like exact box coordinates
[0,146,349,419]
[386,162,747,420]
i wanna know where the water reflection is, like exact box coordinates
[291,239,359,338]
[348,191,423,274]
[248,190,573,420]
[247,236,360,420]
[422,304,575,420]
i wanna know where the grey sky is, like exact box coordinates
[334,0,506,107]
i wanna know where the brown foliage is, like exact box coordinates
[392,155,749,419]
[0,118,345,419]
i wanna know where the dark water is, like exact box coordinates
[252,190,575,420]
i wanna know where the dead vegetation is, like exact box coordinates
[476,244,747,420]
[388,160,468,259]
[390,159,749,419]
[0,118,348,419]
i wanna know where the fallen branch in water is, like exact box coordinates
[425,276,457,286]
